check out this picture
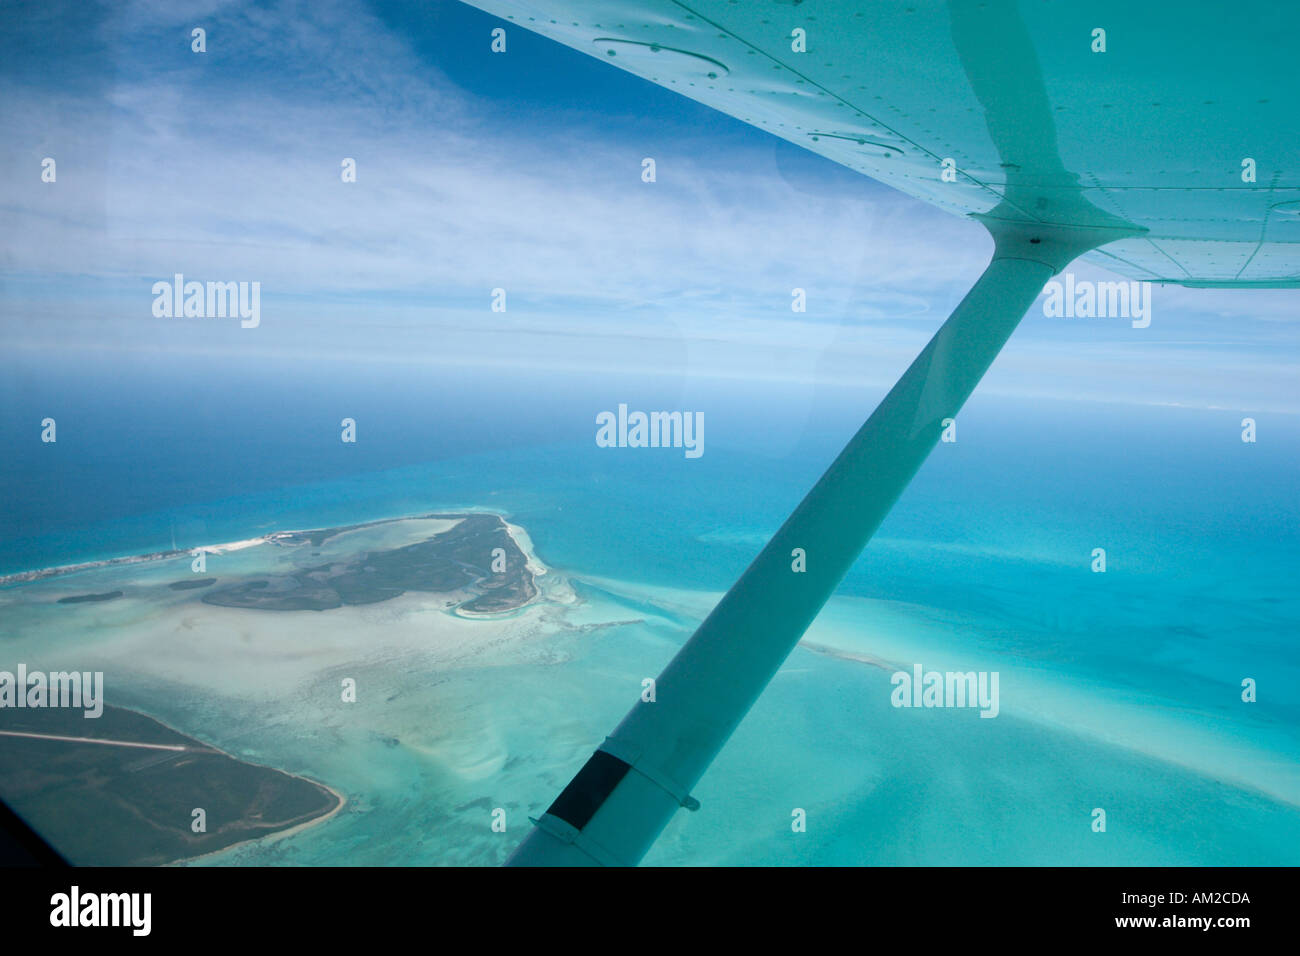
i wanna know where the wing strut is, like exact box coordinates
[508,216,1127,866]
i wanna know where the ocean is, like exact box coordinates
[1,347,1297,864]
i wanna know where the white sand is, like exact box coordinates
[199,538,267,554]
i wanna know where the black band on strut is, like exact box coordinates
[544,750,632,831]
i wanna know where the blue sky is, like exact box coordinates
[1,0,1298,412]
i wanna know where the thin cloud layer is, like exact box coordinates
[0,0,1296,413]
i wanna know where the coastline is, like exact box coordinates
[0,700,349,867]
[173,770,347,867]
[161,719,349,866]
[0,510,532,588]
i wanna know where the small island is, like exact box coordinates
[201,513,537,614]
[56,590,123,604]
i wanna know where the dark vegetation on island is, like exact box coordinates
[168,577,217,591]
[0,705,340,865]
[56,590,122,604]
[202,513,537,614]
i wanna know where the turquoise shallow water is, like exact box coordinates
[1,354,1297,864]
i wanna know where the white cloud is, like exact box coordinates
[1,0,1296,412]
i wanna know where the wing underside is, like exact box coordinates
[463,0,1300,286]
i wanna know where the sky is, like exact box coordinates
[1,0,1297,412]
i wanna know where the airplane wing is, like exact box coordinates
[455,0,1300,866]
[463,0,1300,286]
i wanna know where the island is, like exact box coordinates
[0,704,343,866]
[201,513,537,614]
